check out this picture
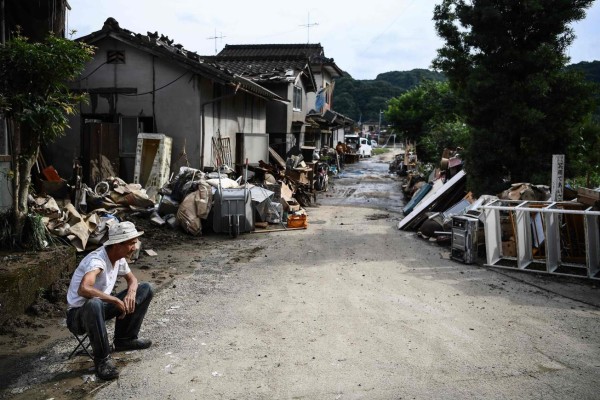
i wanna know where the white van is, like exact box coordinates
[345,135,372,158]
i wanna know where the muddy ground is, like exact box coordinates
[0,200,254,398]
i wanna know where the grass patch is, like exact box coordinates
[373,148,390,155]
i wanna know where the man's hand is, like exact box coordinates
[123,291,136,316]
[113,297,128,319]
[122,272,139,318]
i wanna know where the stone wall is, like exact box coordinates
[0,246,76,324]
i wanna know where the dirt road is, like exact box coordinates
[3,149,600,399]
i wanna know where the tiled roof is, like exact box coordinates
[76,18,285,102]
[214,44,343,83]
[204,57,309,83]
[217,44,325,59]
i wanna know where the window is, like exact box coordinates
[107,50,126,64]
[293,86,302,111]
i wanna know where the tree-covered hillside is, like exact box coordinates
[332,69,446,124]
[333,61,600,126]
[567,60,600,83]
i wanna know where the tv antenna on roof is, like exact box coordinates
[299,12,318,43]
[207,29,226,55]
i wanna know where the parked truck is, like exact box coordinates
[344,134,372,158]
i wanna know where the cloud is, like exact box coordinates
[67,0,599,80]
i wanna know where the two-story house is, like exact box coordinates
[211,44,353,158]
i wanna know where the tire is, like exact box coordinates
[230,215,239,238]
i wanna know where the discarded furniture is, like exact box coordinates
[133,133,172,189]
[450,215,479,264]
[403,182,432,215]
[398,170,467,230]
[236,132,269,168]
[480,200,600,279]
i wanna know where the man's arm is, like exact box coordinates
[122,272,138,315]
[78,269,127,317]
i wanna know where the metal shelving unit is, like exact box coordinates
[480,200,600,279]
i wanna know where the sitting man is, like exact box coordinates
[66,221,154,380]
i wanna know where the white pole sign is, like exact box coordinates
[551,154,565,202]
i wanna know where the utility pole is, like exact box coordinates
[207,29,226,55]
[299,12,318,43]
[378,110,383,142]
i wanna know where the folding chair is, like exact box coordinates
[68,332,93,360]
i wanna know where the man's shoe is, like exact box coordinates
[114,338,152,351]
[95,356,119,380]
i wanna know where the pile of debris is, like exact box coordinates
[30,153,314,252]
[396,147,600,278]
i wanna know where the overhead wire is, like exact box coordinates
[360,0,418,54]
[76,61,108,81]
[121,71,191,96]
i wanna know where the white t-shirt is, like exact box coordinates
[67,246,131,309]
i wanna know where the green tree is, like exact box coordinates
[0,34,94,247]
[433,0,596,195]
[568,115,600,187]
[385,80,465,162]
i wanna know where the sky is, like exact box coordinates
[67,0,600,81]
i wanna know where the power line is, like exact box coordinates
[362,0,417,52]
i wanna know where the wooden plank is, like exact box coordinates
[269,146,286,169]
[250,226,307,233]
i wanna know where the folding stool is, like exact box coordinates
[68,332,93,360]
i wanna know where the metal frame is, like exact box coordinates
[480,200,600,279]
[68,333,93,360]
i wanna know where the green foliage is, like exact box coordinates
[386,81,458,141]
[384,80,466,163]
[433,0,597,195]
[24,213,51,251]
[0,33,94,148]
[376,69,447,89]
[333,69,446,122]
[0,210,53,251]
[567,60,600,84]
[567,116,600,187]
[421,120,470,164]
[372,148,390,156]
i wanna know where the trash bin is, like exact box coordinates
[212,187,254,237]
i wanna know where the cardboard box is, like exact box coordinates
[502,240,516,257]
[287,169,311,185]
[280,198,301,212]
